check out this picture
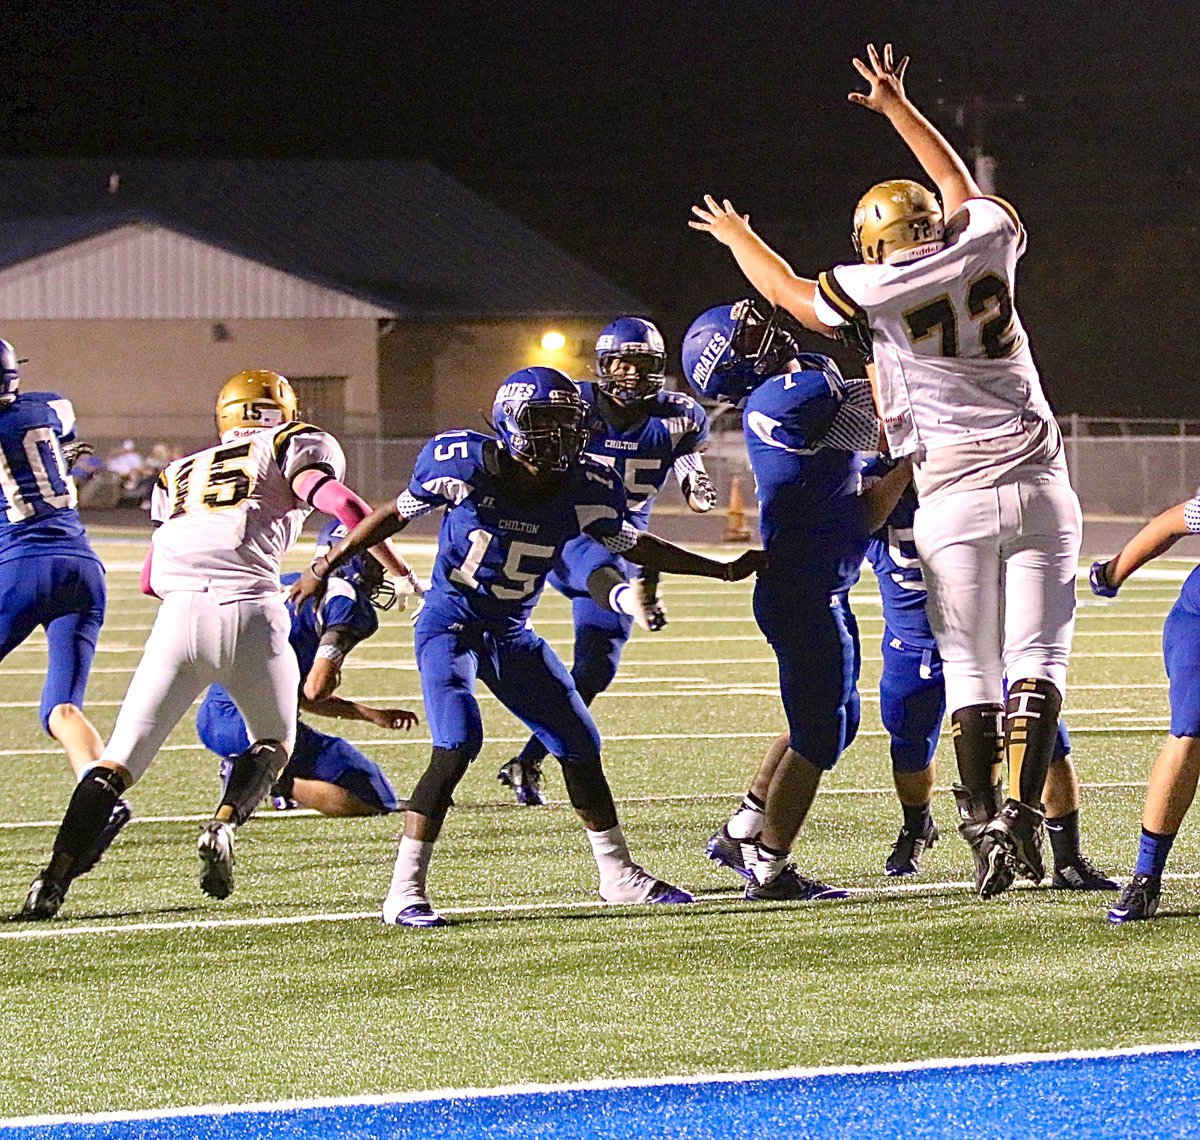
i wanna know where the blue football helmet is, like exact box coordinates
[681,300,800,405]
[594,317,666,404]
[315,519,397,610]
[0,340,19,407]
[492,367,589,474]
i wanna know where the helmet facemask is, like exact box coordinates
[596,350,666,405]
[503,396,589,475]
[729,303,801,382]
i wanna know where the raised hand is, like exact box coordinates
[848,42,910,116]
[689,194,753,247]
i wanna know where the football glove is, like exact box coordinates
[1089,559,1119,598]
[682,471,718,513]
[63,440,95,467]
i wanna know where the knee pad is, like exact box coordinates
[891,738,936,775]
[220,740,288,826]
[408,746,474,824]
[559,757,615,817]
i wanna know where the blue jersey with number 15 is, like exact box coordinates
[0,392,96,565]
[407,430,628,621]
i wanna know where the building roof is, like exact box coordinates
[0,160,646,320]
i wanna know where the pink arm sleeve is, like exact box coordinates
[141,546,157,597]
[292,470,409,576]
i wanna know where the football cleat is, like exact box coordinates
[976,834,1017,900]
[638,573,668,632]
[645,880,695,905]
[72,798,133,878]
[1052,857,1119,891]
[497,755,547,806]
[705,824,756,881]
[197,821,236,899]
[383,901,450,929]
[885,819,940,877]
[982,799,1046,885]
[1107,874,1162,924]
[744,865,849,902]
[15,875,67,921]
[600,865,693,906]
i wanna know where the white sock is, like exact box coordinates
[383,836,434,910]
[749,842,789,886]
[586,823,653,903]
[609,583,638,618]
[727,795,765,840]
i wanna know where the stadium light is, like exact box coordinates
[540,330,567,352]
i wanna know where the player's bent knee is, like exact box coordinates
[408,746,475,824]
[220,740,289,825]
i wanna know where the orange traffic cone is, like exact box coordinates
[723,475,752,543]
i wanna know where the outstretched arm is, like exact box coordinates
[289,502,409,607]
[689,196,837,336]
[1092,503,1191,594]
[615,530,767,581]
[849,43,979,218]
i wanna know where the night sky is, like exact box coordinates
[6,0,1198,414]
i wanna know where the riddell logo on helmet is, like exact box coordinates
[692,333,729,387]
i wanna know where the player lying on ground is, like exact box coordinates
[499,317,717,805]
[198,519,419,817]
[1092,499,1200,921]
[290,366,766,927]
[683,300,909,902]
[689,44,1082,900]
[18,370,413,919]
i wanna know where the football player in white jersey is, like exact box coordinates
[689,44,1081,899]
[20,370,413,919]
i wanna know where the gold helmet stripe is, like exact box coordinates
[818,270,867,323]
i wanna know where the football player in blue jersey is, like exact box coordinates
[0,340,127,877]
[197,519,417,817]
[1091,499,1200,921]
[683,301,911,901]
[498,317,718,806]
[864,454,1116,890]
[289,366,765,927]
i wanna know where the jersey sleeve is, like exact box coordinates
[149,469,171,524]
[575,461,627,541]
[671,395,710,457]
[406,434,478,508]
[963,196,1026,256]
[1184,497,1200,534]
[814,265,869,330]
[274,423,347,484]
[45,396,77,443]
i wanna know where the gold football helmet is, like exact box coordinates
[215,370,298,437]
[852,179,944,264]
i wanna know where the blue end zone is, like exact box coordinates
[7,1047,1200,1138]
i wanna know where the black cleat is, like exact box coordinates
[977,835,1017,900]
[982,799,1045,884]
[16,875,67,921]
[497,756,547,806]
[744,865,849,902]
[198,821,236,899]
[705,825,756,881]
[1107,874,1161,924]
[1052,856,1119,891]
[885,820,939,877]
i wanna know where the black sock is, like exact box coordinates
[1006,678,1064,806]
[1046,809,1081,867]
[951,704,1004,794]
[902,802,933,835]
[48,767,128,880]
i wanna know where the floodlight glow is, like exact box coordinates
[540,330,567,352]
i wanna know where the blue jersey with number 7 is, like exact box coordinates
[0,392,97,564]
[406,430,628,621]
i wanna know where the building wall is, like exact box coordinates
[378,318,604,439]
[3,318,380,444]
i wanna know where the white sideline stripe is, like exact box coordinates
[15,1040,1198,1129]
[0,778,1160,832]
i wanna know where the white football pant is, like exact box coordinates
[913,477,1081,715]
[100,592,298,783]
